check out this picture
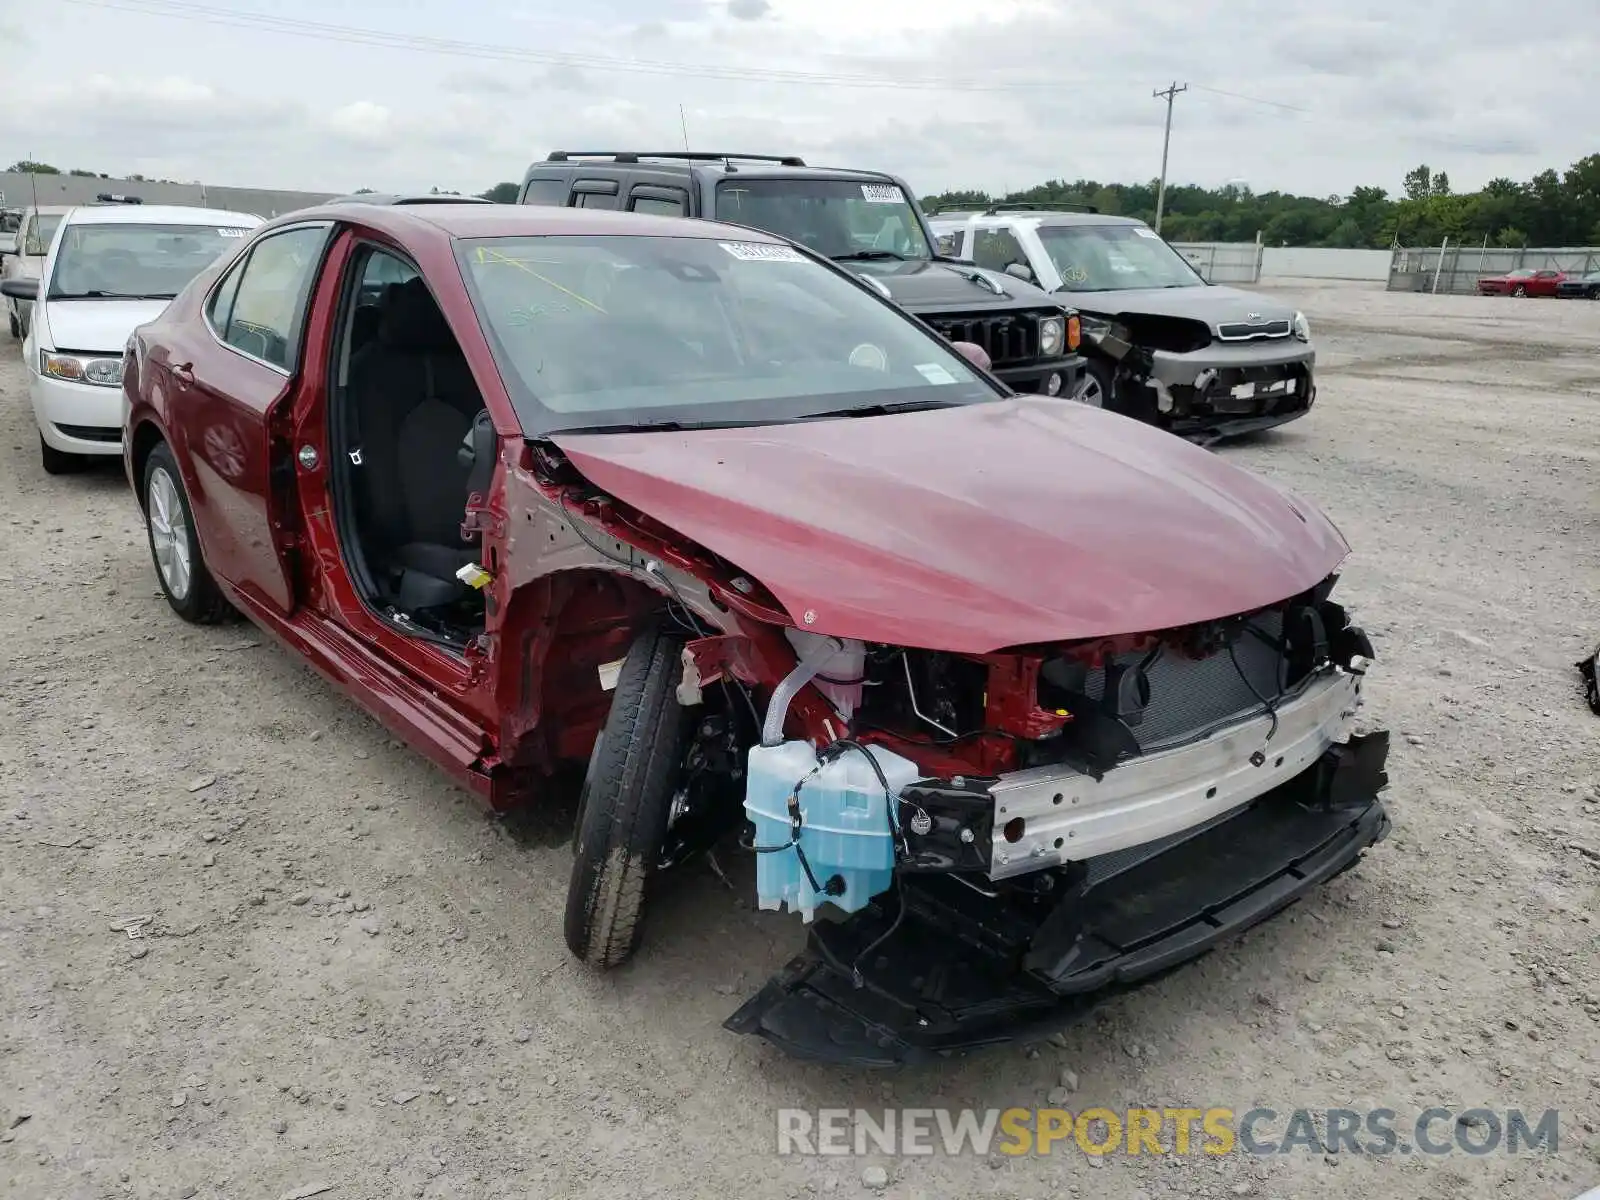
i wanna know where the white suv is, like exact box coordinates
[1,203,261,473]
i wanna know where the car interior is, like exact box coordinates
[329,248,492,646]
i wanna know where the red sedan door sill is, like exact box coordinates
[227,584,494,799]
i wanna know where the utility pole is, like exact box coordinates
[1152,81,1187,234]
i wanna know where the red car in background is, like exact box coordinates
[1476,267,1566,297]
[118,201,1389,1064]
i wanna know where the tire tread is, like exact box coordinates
[564,621,688,968]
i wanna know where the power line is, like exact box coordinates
[1189,84,1310,114]
[49,0,1325,117]
[49,0,1101,93]
[1152,82,1188,234]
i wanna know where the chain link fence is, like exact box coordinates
[1168,241,1264,284]
[1387,244,1600,295]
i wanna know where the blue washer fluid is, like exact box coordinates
[744,740,923,922]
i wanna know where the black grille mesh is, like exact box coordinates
[1078,612,1288,753]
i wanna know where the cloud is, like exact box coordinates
[324,101,394,144]
[0,1,1590,198]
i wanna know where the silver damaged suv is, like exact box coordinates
[929,205,1315,442]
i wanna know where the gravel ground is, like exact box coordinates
[1,283,1597,1200]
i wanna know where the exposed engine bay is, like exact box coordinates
[712,574,1379,907]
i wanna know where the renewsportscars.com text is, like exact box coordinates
[776,1106,1559,1158]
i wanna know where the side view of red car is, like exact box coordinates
[1476,267,1566,296]
[121,201,1389,1064]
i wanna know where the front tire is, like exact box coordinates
[564,620,691,969]
[8,311,18,339]
[143,442,231,624]
[1073,360,1110,408]
[1512,285,1527,297]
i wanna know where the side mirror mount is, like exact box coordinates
[950,340,992,373]
[1,277,38,301]
[1004,261,1036,284]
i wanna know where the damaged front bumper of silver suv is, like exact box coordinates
[1100,333,1317,442]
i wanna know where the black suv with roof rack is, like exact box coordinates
[518,152,1086,399]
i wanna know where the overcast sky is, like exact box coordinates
[0,0,1593,199]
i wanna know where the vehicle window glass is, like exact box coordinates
[714,179,933,260]
[24,214,63,256]
[934,231,964,256]
[360,252,418,289]
[459,233,998,436]
[222,226,327,369]
[630,193,687,216]
[574,190,618,210]
[971,228,1027,274]
[1035,224,1205,292]
[521,178,568,206]
[47,221,254,300]
[207,257,245,333]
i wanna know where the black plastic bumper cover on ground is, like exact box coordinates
[725,732,1390,1065]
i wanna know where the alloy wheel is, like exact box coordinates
[147,466,193,601]
[1074,375,1105,407]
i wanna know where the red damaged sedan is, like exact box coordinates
[121,202,1390,1064]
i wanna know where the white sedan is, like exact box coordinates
[0,202,261,474]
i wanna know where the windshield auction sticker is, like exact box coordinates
[719,241,805,263]
[860,184,906,204]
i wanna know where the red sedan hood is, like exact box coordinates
[552,398,1348,653]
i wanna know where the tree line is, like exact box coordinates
[13,156,1600,248]
[920,156,1600,249]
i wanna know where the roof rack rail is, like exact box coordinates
[985,201,1098,215]
[546,151,807,167]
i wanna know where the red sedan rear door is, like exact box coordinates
[172,221,334,616]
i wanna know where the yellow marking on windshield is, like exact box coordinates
[474,245,605,313]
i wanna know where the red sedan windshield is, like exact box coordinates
[457,233,996,434]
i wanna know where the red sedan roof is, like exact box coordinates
[266,201,783,245]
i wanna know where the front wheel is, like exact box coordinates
[143,441,231,624]
[1072,360,1112,408]
[564,620,691,969]
[1512,285,1527,297]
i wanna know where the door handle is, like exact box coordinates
[171,361,194,385]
